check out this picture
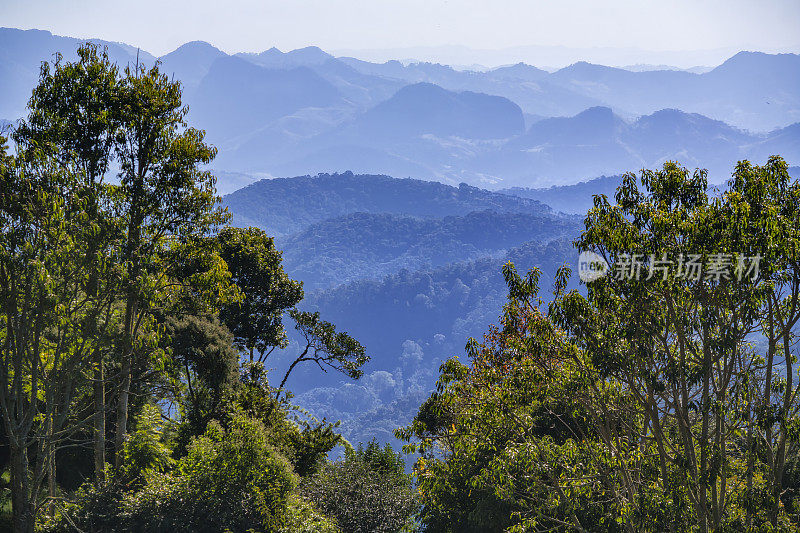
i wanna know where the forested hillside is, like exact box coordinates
[290,238,577,446]
[220,171,582,448]
[223,172,552,235]
[279,211,579,290]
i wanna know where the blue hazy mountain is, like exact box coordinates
[237,45,334,68]
[158,40,226,93]
[486,106,797,184]
[344,82,525,140]
[2,28,798,189]
[189,55,344,144]
[219,82,527,177]
[223,171,553,236]
[547,52,800,132]
[498,174,625,214]
[338,57,605,118]
[220,171,582,448]
[235,47,403,108]
[278,210,580,290]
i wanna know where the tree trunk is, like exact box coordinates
[10,445,35,533]
[115,355,131,468]
[115,294,136,468]
[46,415,56,517]
[94,349,106,482]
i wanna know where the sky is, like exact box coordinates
[2,0,799,66]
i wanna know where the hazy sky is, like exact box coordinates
[2,0,799,61]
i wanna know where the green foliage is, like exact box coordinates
[52,414,297,533]
[280,495,340,533]
[400,158,800,532]
[301,440,418,533]
[120,404,175,487]
[2,41,376,533]
[164,312,240,445]
[284,309,369,387]
[220,363,343,478]
[218,226,303,361]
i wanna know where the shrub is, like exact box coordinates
[50,414,297,532]
[301,440,418,533]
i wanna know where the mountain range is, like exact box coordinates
[222,173,580,448]
[2,28,798,189]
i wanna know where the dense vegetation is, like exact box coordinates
[279,210,579,290]
[0,45,415,533]
[2,41,800,533]
[291,238,576,447]
[399,158,800,531]
[223,172,552,236]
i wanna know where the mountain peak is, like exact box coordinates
[709,50,800,76]
[576,105,615,118]
[160,40,224,60]
[360,82,524,139]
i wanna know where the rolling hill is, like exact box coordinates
[222,171,554,236]
[278,210,580,290]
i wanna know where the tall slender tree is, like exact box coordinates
[14,43,121,485]
[111,59,227,467]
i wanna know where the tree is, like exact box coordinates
[217,226,303,363]
[162,313,239,442]
[551,158,799,530]
[275,309,369,401]
[13,42,122,486]
[400,158,800,532]
[111,58,230,467]
[0,139,118,532]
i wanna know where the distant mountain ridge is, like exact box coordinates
[1,28,798,189]
[500,165,800,215]
[470,106,799,185]
[339,82,525,140]
[223,171,554,236]
[0,28,156,119]
[278,210,580,290]
[498,174,625,214]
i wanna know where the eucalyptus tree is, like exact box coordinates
[401,158,800,531]
[13,43,122,484]
[722,157,800,526]
[111,59,230,467]
[547,162,761,530]
[0,138,118,533]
